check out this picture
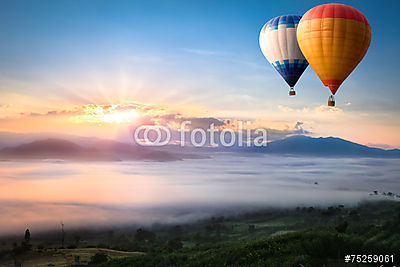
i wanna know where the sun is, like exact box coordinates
[72,104,140,124]
[102,109,139,124]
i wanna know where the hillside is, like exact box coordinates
[0,138,195,162]
[253,135,400,157]
[0,139,117,161]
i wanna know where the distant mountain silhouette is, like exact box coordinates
[0,138,203,162]
[0,135,398,161]
[0,132,106,149]
[250,135,400,157]
[89,139,185,161]
[0,139,118,161]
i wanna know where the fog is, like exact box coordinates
[0,154,399,236]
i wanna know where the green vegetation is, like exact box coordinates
[1,200,399,266]
[96,201,400,267]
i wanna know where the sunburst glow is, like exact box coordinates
[71,104,140,124]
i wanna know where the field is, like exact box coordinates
[0,248,142,267]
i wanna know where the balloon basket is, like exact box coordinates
[328,95,335,107]
[289,88,296,96]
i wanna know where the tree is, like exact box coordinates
[135,228,156,243]
[248,225,255,234]
[90,252,108,264]
[169,225,182,238]
[74,235,81,246]
[335,221,348,234]
[166,238,183,252]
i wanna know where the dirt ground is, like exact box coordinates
[0,247,143,267]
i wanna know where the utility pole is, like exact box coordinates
[61,222,65,248]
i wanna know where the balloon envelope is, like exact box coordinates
[259,15,308,88]
[297,4,371,95]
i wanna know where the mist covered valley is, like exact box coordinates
[0,153,399,236]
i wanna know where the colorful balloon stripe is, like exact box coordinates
[297,4,371,95]
[272,59,308,87]
[300,4,370,26]
[260,15,308,90]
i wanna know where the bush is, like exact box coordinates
[0,250,7,260]
[166,238,183,252]
[90,252,108,264]
[135,229,156,243]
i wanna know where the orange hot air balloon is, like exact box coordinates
[297,3,371,106]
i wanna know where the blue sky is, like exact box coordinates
[0,0,399,147]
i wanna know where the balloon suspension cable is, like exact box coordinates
[328,95,335,107]
[289,87,296,96]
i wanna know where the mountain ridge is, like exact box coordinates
[0,138,184,162]
[251,135,400,157]
[0,135,398,161]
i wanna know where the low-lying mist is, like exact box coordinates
[0,154,399,236]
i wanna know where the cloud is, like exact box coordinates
[153,115,310,140]
[175,117,226,129]
[314,105,344,114]
[278,105,293,112]
[277,104,343,115]
[264,122,311,141]
[183,48,218,56]
[295,121,303,129]
[22,109,85,117]
[291,121,311,135]
[1,100,314,143]
[367,143,393,149]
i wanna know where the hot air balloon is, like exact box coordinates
[297,4,371,106]
[259,15,309,96]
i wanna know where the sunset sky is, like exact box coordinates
[0,0,399,148]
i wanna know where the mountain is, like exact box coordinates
[0,139,117,161]
[157,135,400,158]
[0,135,398,161]
[0,132,108,149]
[0,138,205,162]
[0,139,145,161]
[89,139,184,161]
[251,135,400,157]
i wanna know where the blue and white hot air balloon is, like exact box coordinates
[259,15,308,96]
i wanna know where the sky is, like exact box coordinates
[0,0,399,148]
